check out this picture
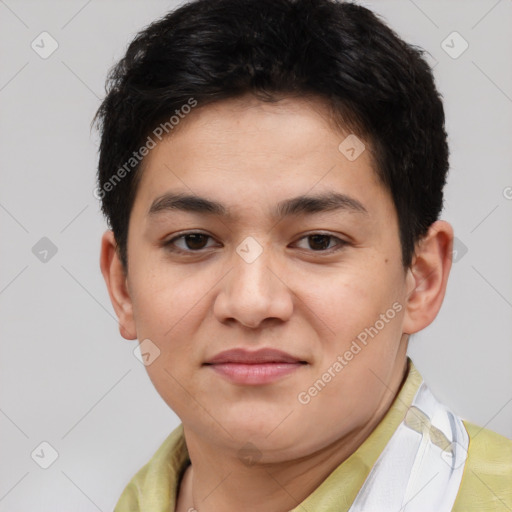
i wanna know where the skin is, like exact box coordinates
[100,94,454,512]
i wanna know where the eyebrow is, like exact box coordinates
[147,191,369,220]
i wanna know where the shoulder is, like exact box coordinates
[114,424,189,511]
[452,421,512,511]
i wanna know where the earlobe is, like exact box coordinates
[99,230,138,340]
[402,220,454,335]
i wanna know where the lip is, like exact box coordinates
[204,348,308,385]
[204,348,305,365]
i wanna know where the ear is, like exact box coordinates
[402,220,454,335]
[99,230,137,340]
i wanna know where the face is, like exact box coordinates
[103,94,443,461]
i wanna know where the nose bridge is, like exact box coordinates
[234,240,274,294]
[214,237,293,327]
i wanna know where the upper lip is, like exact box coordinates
[204,348,306,365]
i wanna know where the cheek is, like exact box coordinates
[132,271,208,413]
[305,261,405,363]
[129,268,217,386]
[130,264,204,335]
[309,263,394,327]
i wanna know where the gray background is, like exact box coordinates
[0,0,511,510]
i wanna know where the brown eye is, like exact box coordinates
[164,232,216,253]
[308,234,332,251]
[181,233,210,250]
[295,233,348,253]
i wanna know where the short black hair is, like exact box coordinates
[93,0,449,272]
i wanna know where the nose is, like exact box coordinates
[213,244,294,329]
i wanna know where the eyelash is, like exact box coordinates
[163,231,348,255]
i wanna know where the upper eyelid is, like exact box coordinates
[166,231,217,245]
[173,232,217,246]
[167,231,343,243]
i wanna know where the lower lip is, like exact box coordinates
[206,362,304,385]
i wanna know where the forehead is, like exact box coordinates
[132,95,390,222]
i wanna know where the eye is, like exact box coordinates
[163,231,348,255]
[294,233,347,253]
[164,232,218,253]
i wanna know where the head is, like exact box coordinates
[96,0,453,461]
